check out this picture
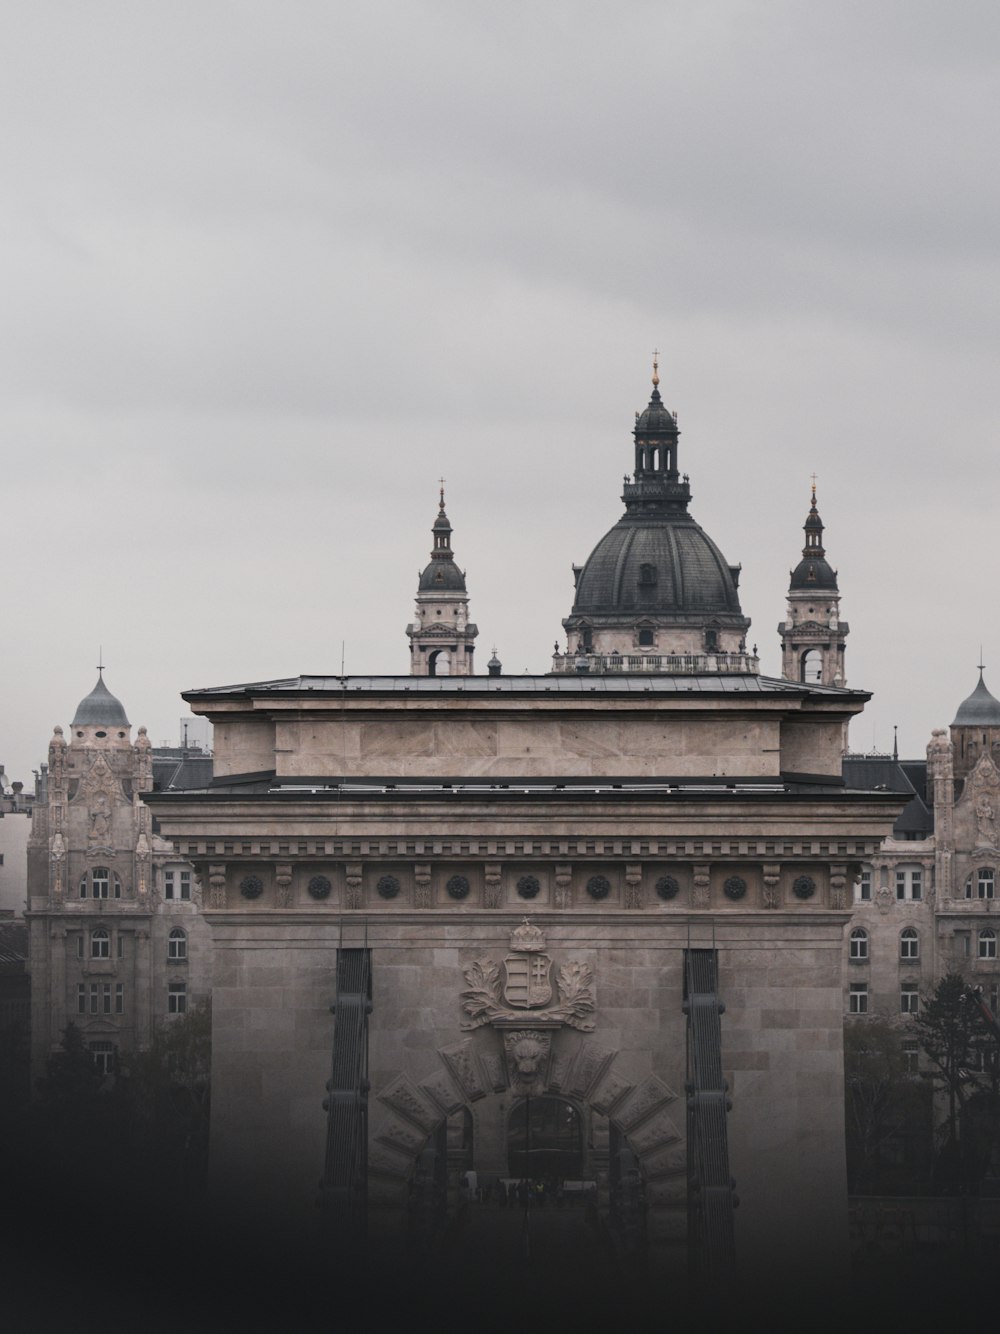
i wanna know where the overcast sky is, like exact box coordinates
[2,0,998,784]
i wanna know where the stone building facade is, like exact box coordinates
[146,368,904,1281]
[842,673,1000,1045]
[26,674,212,1081]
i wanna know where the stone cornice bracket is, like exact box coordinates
[208,862,227,909]
[345,863,363,910]
[829,864,847,910]
[483,862,502,909]
[692,864,710,909]
[625,863,643,909]
[762,862,781,909]
[413,863,431,909]
[554,864,572,909]
[275,861,293,908]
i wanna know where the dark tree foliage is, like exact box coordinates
[844,1018,929,1193]
[912,972,1000,1191]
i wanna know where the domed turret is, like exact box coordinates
[71,671,130,728]
[950,667,1000,781]
[789,486,838,591]
[558,358,751,668]
[952,670,1000,728]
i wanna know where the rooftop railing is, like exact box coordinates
[550,651,760,676]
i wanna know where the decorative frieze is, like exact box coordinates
[413,863,431,909]
[482,862,502,909]
[762,862,781,909]
[208,862,227,908]
[275,862,292,909]
[345,863,363,910]
[624,863,643,909]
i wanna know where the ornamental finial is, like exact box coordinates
[438,477,446,512]
[651,348,660,388]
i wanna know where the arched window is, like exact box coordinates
[79,867,121,900]
[427,649,451,677]
[168,928,187,961]
[979,929,997,960]
[801,649,823,683]
[91,928,110,960]
[900,928,919,960]
[849,928,869,961]
[966,868,995,900]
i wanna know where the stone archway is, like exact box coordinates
[368,1032,687,1263]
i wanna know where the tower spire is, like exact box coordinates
[407,487,478,677]
[779,482,848,692]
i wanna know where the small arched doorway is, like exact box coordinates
[428,649,451,677]
[507,1096,583,1179]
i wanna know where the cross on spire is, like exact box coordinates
[97,646,105,676]
[438,476,446,511]
[652,348,660,387]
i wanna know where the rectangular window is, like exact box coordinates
[93,870,110,900]
[77,984,86,1015]
[117,934,125,960]
[849,983,868,1015]
[168,982,187,1015]
[979,869,995,900]
[89,983,99,1015]
[956,931,971,957]
[76,935,84,959]
[102,983,112,1015]
[180,871,191,901]
[90,1042,115,1076]
[115,983,124,1015]
[896,868,922,901]
[856,869,872,902]
[902,1041,919,1075]
[164,871,175,900]
[901,982,919,1014]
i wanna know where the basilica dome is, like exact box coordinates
[561,364,750,659]
[571,513,742,616]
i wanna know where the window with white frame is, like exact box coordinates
[89,1041,116,1076]
[849,983,868,1014]
[979,929,997,960]
[86,982,113,1015]
[900,928,920,960]
[855,867,873,902]
[91,928,110,960]
[900,982,919,1013]
[164,869,192,901]
[168,928,187,961]
[966,867,996,900]
[895,867,922,901]
[168,981,187,1015]
[849,928,869,961]
[902,1040,919,1075]
[79,867,121,899]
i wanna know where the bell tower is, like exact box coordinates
[779,483,848,687]
[406,486,478,676]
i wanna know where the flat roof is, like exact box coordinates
[183,673,869,702]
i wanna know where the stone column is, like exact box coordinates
[413,863,431,908]
[625,863,643,909]
[554,864,572,909]
[483,863,502,909]
[275,862,293,908]
[762,862,781,909]
[345,863,363,909]
[208,862,227,908]
[692,864,710,909]
[829,864,847,910]
[134,927,152,1049]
